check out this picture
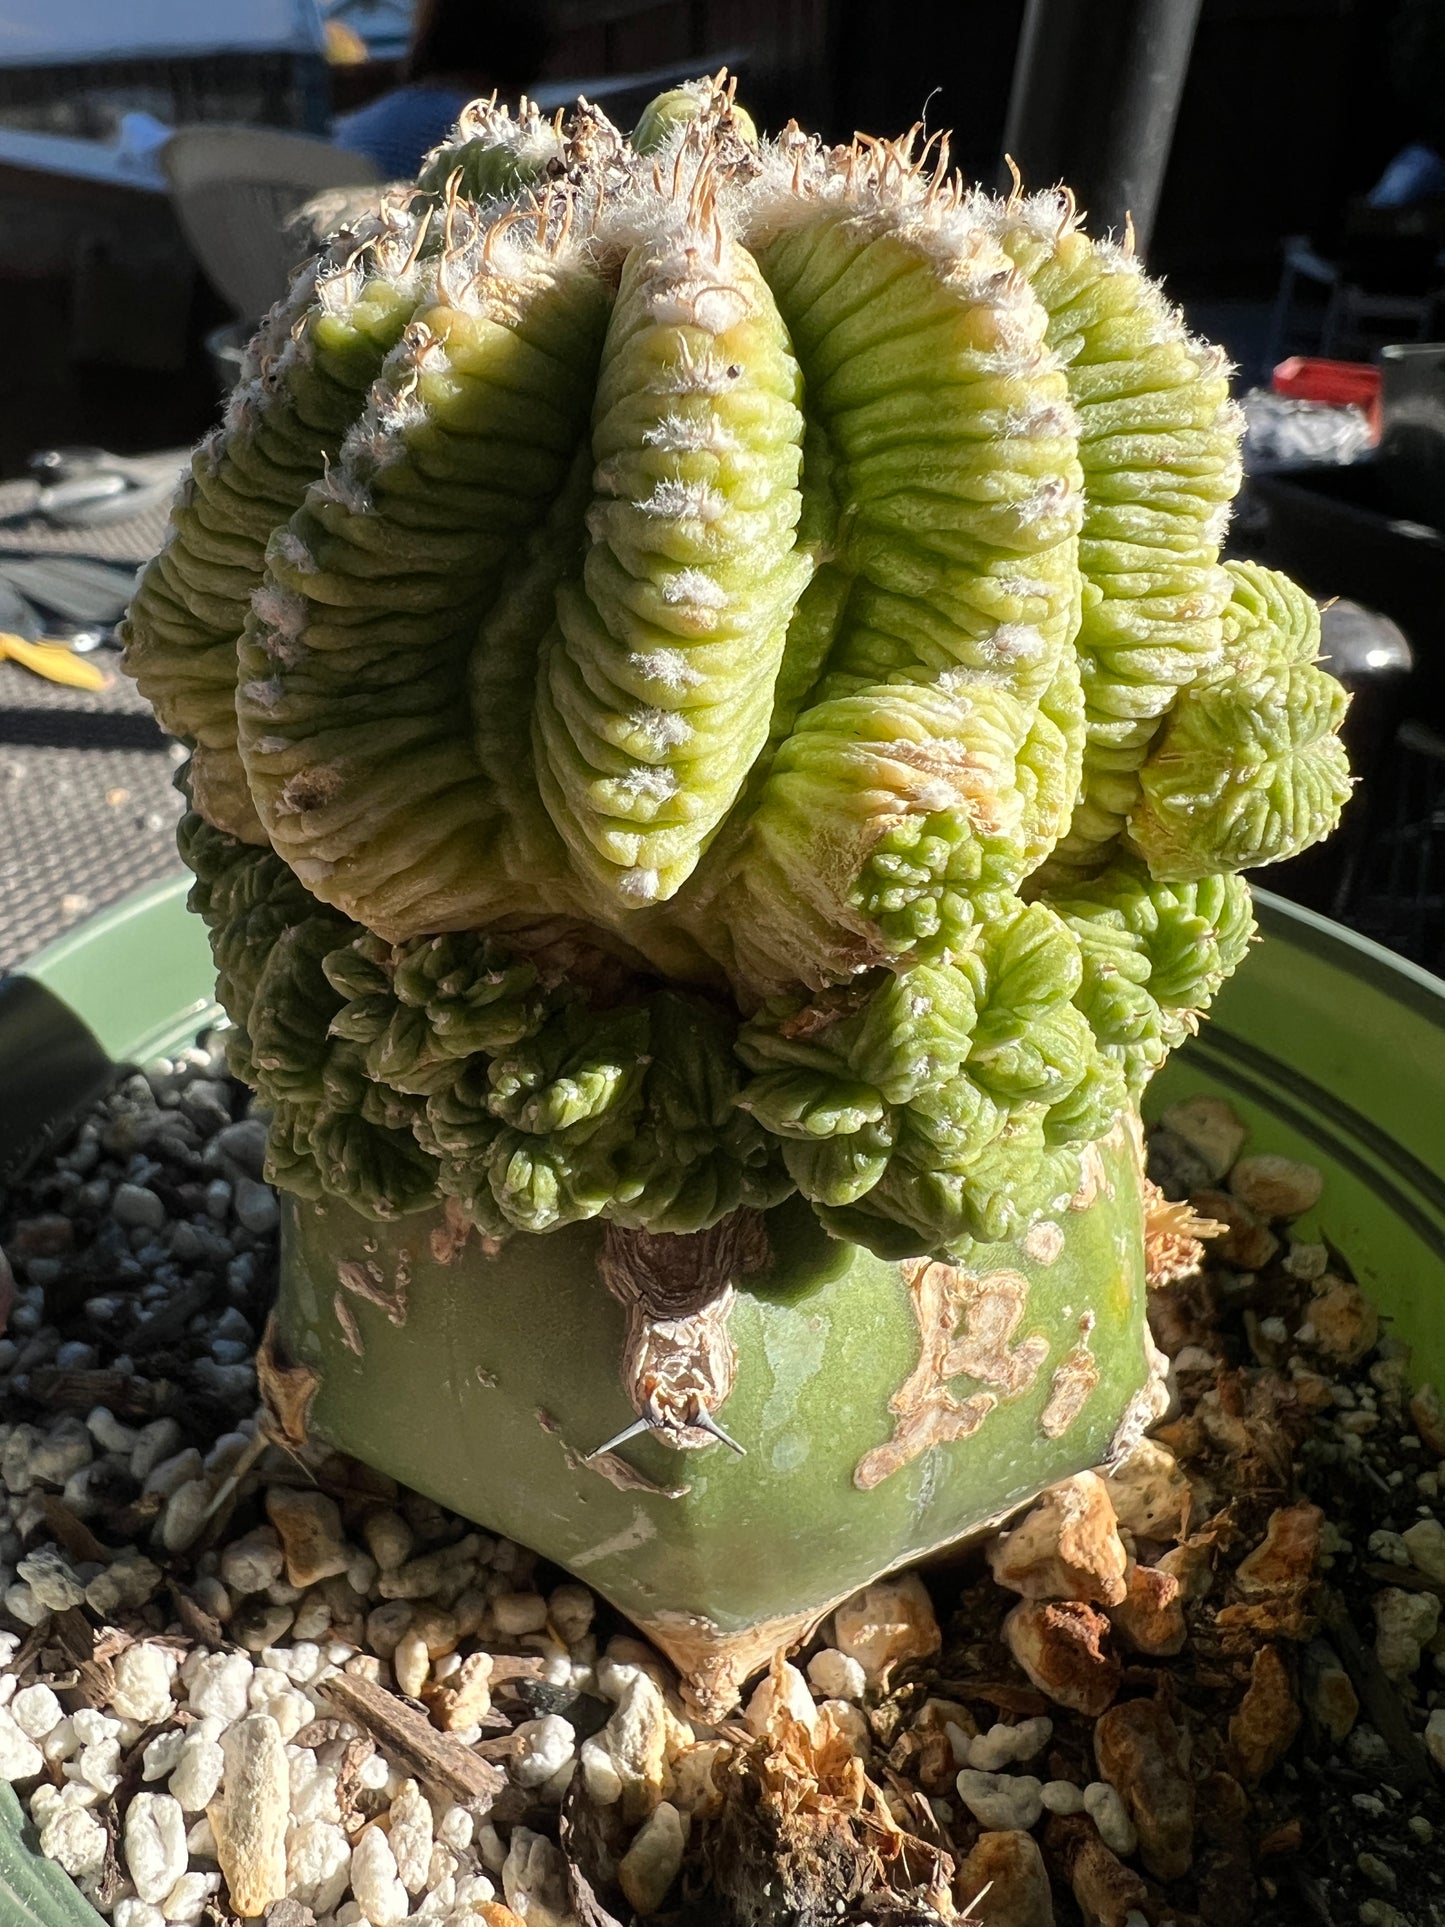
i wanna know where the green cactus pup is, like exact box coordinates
[124,78,1350,1715]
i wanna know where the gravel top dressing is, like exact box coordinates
[1,1045,1443,1926]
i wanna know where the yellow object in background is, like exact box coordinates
[0,633,110,691]
[324,20,370,64]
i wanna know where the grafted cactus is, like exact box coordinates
[126,80,1350,1711]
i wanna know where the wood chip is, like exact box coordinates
[484,1653,548,1684]
[26,1366,163,1420]
[171,1582,227,1650]
[49,1607,119,1707]
[40,1493,115,1567]
[316,1671,505,1808]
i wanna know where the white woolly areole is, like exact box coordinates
[910,778,961,813]
[661,568,728,610]
[240,678,284,713]
[221,379,266,438]
[617,765,680,802]
[993,574,1055,602]
[251,583,307,637]
[617,865,661,903]
[638,478,726,523]
[1016,475,1079,532]
[369,385,430,439]
[631,646,704,688]
[985,623,1048,664]
[1003,397,1074,441]
[270,529,318,576]
[642,412,738,456]
[630,707,693,754]
[314,465,374,517]
[1203,502,1233,549]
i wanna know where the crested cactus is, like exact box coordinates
[125,80,1350,1712]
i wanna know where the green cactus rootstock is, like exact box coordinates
[126,81,1350,1699]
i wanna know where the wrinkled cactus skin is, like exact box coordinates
[126,86,1350,1264]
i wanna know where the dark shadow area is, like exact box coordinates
[0,974,113,1196]
[0,703,169,752]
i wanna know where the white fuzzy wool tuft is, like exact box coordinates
[617,765,680,802]
[314,465,373,517]
[661,569,728,610]
[986,623,1048,664]
[617,865,661,903]
[251,585,308,640]
[240,678,285,714]
[642,412,737,455]
[631,647,704,688]
[637,478,726,523]
[630,707,693,754]
[270,529,319,576]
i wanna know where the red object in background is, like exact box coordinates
[1273,356,1383,435]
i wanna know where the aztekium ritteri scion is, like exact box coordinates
[122,76,1351,1713]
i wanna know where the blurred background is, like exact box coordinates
[0,0,1443,978]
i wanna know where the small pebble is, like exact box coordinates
[233,1176,279,1235]
[113,1183,166,1231]
[491,1590,549,1636]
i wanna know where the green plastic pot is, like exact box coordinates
[5,882,1445,1711]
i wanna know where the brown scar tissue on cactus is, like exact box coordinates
[122,73,1351,1712]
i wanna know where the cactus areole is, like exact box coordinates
[124,80,1350,1714]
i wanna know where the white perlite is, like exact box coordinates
[512,1715,577,1788]
[1085,1779,1139,1856]
[141,1729,186,1784]
[0,1707,43,1780]
[110,1644,176,1725]
[954,1768,1045,1830]
[350,1824,410,1926]
[169,1729,225,1812]
[185,1650,253,1723]
[806,1648,867,1702]
[287,1818,352,1916]
[388,1777,435,1892]
[965,1716,1053,1770]
[220,1525,284,1596]
[10,1682,63,1740]
[39,1804,108,1884]
[744,1662,817,1740]
[125,1792,189,1903]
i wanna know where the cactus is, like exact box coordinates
[125,78,1350,1710]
